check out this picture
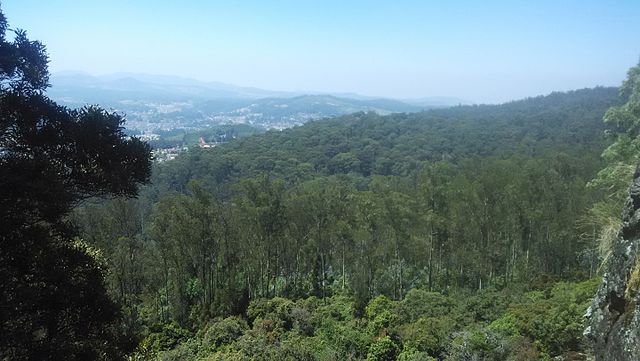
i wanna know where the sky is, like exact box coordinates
[2,0,640,103]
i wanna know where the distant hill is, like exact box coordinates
[403,96,470,107]
[194,95,423,130]
[154,86,621,192]
[49,72,296,103]
[48,72,460,131]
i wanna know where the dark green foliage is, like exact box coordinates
[201,316,248,349]
[247,297,295,331]
[455,287,514,324]
[398,317,454,357]
[140,322,192,353]
[132,280,597,360]
[0,6,152,360]
[152,86,619,193]
[0,233,125,360]
[489,278,600,357]
[398,289,452,322]
[0,25,49,92]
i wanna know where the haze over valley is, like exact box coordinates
[49,72,467,133]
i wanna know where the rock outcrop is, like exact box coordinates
[586,167,640,360]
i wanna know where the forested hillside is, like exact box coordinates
[153,87,618,192]
[73,86,624,360]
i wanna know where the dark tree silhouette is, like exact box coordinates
[0,5,152,360]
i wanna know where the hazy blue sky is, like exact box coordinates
[3,0,639,103]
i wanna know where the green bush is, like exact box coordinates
[155,338,200,361]
[133,279,600,360]
[398,289,452,323]
[364,295,399,336]
[366,295,397,320]
[488,279,599,357]
[201,316,248,350]
[313,295,356,323]
[397,347,435,361]
[278,335,318,361]
[315,319,370,359]
[247,297,295,332]
[368,309,399,337]
[139,322,192,354]
[456,287,512,324]
[444,328,510,361]
[398,316,454,356]
[232,330,281,360]
[290,305,315,336]
[367,335,400,361]
[200,350,248,361]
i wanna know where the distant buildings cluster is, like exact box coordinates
[152,146,188,163]
[199,137,214,149]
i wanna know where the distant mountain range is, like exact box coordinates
[48,72,469,131]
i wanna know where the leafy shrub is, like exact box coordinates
[488,279,599,357]
[398,316,455,356]
[313,295,356,323]
[247,297,295,331]
[232,330,280,360]
[200,350,248,361]
[315,319,370,359]
[366,295,399,336]
[139,322,192,353]
[155,338,200,361]
[445,328,509,361]
[397,347,436,361]
[278,335,318,361]
[366,295,397,320]
[201,316,248,350]
[290,305,315,336]
[398,289,452,323]
[228,330,317,361]
[367,335,400,361]
[456,287,512,324]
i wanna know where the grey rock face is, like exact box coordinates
[587,168,640,360]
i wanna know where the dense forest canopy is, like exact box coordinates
[73,85,627,360]
[153,87,619,195]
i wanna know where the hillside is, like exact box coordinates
[71,86,625,360]
[153,86,620,194]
